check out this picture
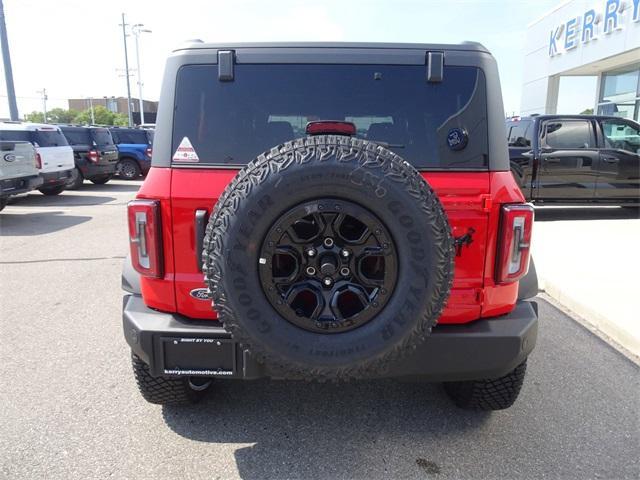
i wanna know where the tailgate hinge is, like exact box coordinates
[218,50,235,81]
[426,51,444,82]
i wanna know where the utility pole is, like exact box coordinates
[0,0,19,120]
[132,24,151,125]
[120,13,133,127]
[89,97,95,124]
[37,88,48,123]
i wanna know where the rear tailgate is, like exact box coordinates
[1,141,37,181]
[169,168,491,324]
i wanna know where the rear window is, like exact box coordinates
[172,64,488,170]
[62,129,91,145]
[91,129,115,146]
[111,129,149,145]
[33,130,69,147]
[0,130,31,142]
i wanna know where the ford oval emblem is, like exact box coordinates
[446,128,468,151]
[4,154,16,162]
[190,288,211,301]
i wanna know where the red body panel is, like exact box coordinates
[136,167,526,324]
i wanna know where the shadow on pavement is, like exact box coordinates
[77,182,142,193]
[0,210,91,236]
[163,379,490,479]
[535,206,639,222]
[9,193,117,207]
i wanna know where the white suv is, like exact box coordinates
[0,122,74,195]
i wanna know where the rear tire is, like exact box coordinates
[39,185,65,196]
[90,174,113,185]
[131,353,210,405]
[117,158,141,180]
[443,360,527,410]
[67,168,84,190]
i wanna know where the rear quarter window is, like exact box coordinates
[172,64,489,170]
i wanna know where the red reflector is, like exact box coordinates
[306,121,356,136]
[495,204,534,284]
[128,199,163,278]
[88,150,100,163]
[35,152,42,169]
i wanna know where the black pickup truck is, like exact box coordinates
[506,115,639,205]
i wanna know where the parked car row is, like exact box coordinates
[0,122,153,211]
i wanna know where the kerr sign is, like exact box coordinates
[549,0,640,57]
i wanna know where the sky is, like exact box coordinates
[1,0,595,118]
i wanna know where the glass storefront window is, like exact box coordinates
[597,65,640,121]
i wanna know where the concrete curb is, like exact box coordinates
[539,282,640,363]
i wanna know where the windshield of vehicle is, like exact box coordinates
[91,129,115,146]
[33,130,69,148]
[62,128,91,145]
[111,129,149,145]
[172,64,489,170]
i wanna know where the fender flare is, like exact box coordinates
[517,256,539,300]
[122,253,141,295]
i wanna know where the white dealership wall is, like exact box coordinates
[521,0,640,115]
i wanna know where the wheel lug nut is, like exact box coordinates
[307,248,316,257]
[323,237,334,248]
[340,267,350,277]
[323,277,333,287]
[306,266,316,276]
[341,249,349,258]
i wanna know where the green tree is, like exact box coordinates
[24,111,45,122]
[47,108,79,124]
[580,108,594,115]
[112,113,129,126]
[72,105,118,125]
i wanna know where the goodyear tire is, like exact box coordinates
[203,136,455,379]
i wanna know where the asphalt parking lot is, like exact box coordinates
[0,181,639,480]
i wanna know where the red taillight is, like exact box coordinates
[306,121,356,136]
[35,152,42,169]
[145,147,152,159]
[128,199,163,278]
[88,150,100,163]
[495,204,534,284]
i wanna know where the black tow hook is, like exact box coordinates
[454,228,475,257]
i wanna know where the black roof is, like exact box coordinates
[173,41,489,53]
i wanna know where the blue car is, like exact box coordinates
[110,128,154,180]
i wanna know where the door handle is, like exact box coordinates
[195,209,209,272]
[544,157,561,163]
[602,156,619,164]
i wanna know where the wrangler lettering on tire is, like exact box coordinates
[203,136,455,379]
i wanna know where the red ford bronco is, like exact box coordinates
[122,42,538,410]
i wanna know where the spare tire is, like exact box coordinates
[203,135,454,379]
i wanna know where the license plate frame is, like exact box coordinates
[161,337,236,377]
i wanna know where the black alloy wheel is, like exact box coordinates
[259,199,398,334]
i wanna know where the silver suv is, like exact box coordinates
[0,140,42,211]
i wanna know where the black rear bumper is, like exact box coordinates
[123,294,538,382]
[0,174,43,198]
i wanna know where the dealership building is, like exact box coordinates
[521,0,640,120]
